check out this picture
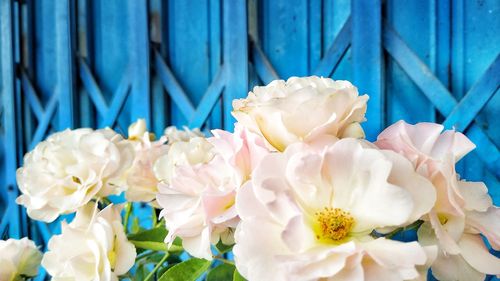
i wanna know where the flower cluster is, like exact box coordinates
[5,76,499,281]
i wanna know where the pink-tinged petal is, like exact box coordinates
[202,191,236,221]
[466,207,500,250]
[360,238,427,280]
[375,121,443,163]
[233,218,290,281]
[363,258,403,281]
[431,130,475,163]
[458,181,492,212]
[324,139,414,231]
[381,150,436,223]
[182,227,213,260]
[427,212,463,254]
[331,255,365,281]
[285,151,332,212]
[459,233,500,276]
[282,246,358,280]
[431,251,485,281]
[281,215,316,252]
[235,181,272,220]
[251,152,290,205]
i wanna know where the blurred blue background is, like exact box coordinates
[0,0,499,279]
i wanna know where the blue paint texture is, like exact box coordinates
[0,0,498,279]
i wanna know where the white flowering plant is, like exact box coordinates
[4,76,499,281]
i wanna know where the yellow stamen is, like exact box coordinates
[315,207,354,242]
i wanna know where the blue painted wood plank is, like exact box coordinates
[384,24,499,178]
[154,50,196,119]
[260,0,308,78]
[308,0,321,72]
[129,0,151,125]
[323,0,352,81]
[444,55,500,132]
[208,0,223,130]
[100,77,131,128]
[251,41,280,85]
[30,93,59,149]
[21,72,44,121]
[55,0,75,130]
[79,59,109,116]
[223,0,248,130]
[385,0,437,126]
[0,0,20,238]
[312,17,351,77]
[167,0,211,126]
[189,67,226,128]
[384,26,457,115]
[352,0,382,140]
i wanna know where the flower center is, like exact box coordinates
[315,207,354,242]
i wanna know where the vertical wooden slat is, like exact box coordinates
[55,0,75,130]
[223,0,248,130]
[130,0,151,126]
[208,0,222,130]
[308,0,321,73]
[1,0,20,238]
[351,0,382,140]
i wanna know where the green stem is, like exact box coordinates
[144,252,169,281]
[123,203,133,232]
[385,220,424,239]
[214,256,235,266]
[151,207,157,228]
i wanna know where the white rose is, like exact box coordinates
[42,203,136,281]
[232,76,368,151]
[16,128,134,222]
[164,126,204,144]
[127,118,148,140]
[124,119,169,203]
[154,136,214,184]
[0,238,42,281]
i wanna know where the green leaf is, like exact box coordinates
[215,240,234,254]
[128,227,167,243]
[158,258,211,281]
[131,216,141,234]
[233,269,247,281]
[128,227,183,253]
[207,263,235,281]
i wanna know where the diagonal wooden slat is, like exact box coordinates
[189,67,227,128]
[79,58,131,129]
[99,74,131,128]
[0,204,10,236]
[384,24,457,115]
[383,23,499,177]
[443,54,500,131]
[251,40,280,85]
[154,49,196,119]
[21,72,44,121]
[313,16,352,77]
[30,93,59,149]
[79,59,109,116]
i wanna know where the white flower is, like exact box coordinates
[16,128,134,222]
[0,238,42,281]
[232,76,368,151]
[42,203,136,281]
[234,139,436,281]
[127,118,148,140]
[125,119,169,203]
[164,126,204,144]
[156,127,270,259]
[377,121,500,280]
[153,136,214,185]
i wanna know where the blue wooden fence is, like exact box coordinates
[0,0,499,275]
